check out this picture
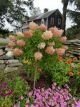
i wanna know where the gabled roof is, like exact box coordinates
[29,9,62,21]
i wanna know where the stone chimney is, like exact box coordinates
[44,8,48,13]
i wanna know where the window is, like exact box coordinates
[58,18,61,25]
[41,19,44,24]
[50,17,54,25]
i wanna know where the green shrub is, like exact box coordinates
[9,76,30,103]
[1,97,13,107]
[8,22,69,88]
[67,25,80,39]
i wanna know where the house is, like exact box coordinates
[22,9,63,32]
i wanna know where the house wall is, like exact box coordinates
[34,19,41,25]
[44,18,48,26]
[26,10,63,31]
[48,11,63,29]
[34,18,47,26]
[54,11,63,29]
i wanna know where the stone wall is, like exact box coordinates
[0,59,23,73]
[0,44,24,76]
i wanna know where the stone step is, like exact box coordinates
[0,59,22,65]
[7,63,23,67]
[4,66,19,73]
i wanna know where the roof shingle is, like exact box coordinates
[29,9,58,21]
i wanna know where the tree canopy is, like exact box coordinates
[68,0,80,27]
[0,0,34,29]
[61,0,75,35]
[67,0,80,38]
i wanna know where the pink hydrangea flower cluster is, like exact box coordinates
[16,40,26,47]
[13,48,23,57]
[42,31,53,40]
[45,46,55,55]
[23,30,33,38]
[29,22,38,30]
[37,42,46,49]
[8,22,68,58]
[16,32,24,37]
[13,83,80,107]
[60,36,67,43]
[9,35,16,42]
[8,41,16,48]
[49,26,64,37]
[39,24,47,31]
[8,34,26,57]
[34,51,43,61]
[56,48,66,56]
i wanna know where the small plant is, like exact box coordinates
[0,76,30,106]
[1,97,13,107]
[50,61,70,86]
[0,42,7,46]
[9,76,30,103]
[0,82,13,97]
[62,57,80,98]
[0,82,13,107]
[14,83,80,107]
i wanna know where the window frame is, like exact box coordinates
[58,18,61,25]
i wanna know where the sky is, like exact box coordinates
[34,0,63,12]
[34,0,75,28]
[5,0,75,31]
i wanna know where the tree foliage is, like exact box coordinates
[0,0,10,28]
[68,0,80,27]
[62,0,69,35]
[30,7,41,16]
[67,0,80,38]
[61,0,75,35]
[0,0,34,29]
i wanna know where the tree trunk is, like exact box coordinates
[62,0,69,36]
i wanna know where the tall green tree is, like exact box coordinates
[62,0,74,35]
[68,0,80,27]
[0,0,34,29]
[62,0,69,35]
[30,7,41,16]
[0,0,10,28]
[67,0,80,38]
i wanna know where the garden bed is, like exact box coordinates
[0,22,80,107]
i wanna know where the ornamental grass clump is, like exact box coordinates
[8,22,69,88]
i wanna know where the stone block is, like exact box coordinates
[4,66,19,73]
[0,64,5,70]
